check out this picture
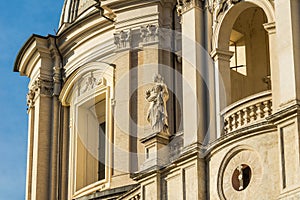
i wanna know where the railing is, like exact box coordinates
[129,194,141,200]
[221,91,272,135]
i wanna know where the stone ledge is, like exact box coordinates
[76,184,139,200]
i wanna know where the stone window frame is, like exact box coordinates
[71,84,111,198]
[60,62,115,199]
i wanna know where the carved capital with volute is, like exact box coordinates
[27,78,54,109]
[176,0,203,16]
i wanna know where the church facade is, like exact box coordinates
[14,0,300,199]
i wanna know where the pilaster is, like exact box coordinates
[113,45,132,177]
[28,78,54,200]
[264,22,280,111]
[272,1,300,196]
[180,0,208,147]
[60,106,70,200]
[274,0,300,107]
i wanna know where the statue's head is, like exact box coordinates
[153,74,164,83]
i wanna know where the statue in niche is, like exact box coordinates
[237,165,244,191]
[146,74,169,135]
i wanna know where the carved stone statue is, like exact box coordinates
[237,165,244,191]
[146,74,169,135]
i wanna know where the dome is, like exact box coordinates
[59,0,98,26]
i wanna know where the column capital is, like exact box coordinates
[177,0,203,16]
[27,89,35,110]
[263,22,276,35]
[210,48,234,62]
[29,78,54,102]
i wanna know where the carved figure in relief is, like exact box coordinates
[140,25,158,43]
[120,30,130,48]
[81,72,97,94]
[237,165,244,190]
[114,29,131,48]
[146,74,169,135]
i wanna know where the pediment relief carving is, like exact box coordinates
[78,72,107,97]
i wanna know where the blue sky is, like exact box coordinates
[0,1,64,199]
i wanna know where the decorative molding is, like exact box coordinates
[27,78,54,109]
[176,0,203,16]
[113,24,160,50]
[263,22,276,35]
[140,24,159,44]
[32,78,53,96]
[210,48,234,61]
[26,89,35,109]
[114,29,132,49]
[80,72,97,95]
[217,146,262,200]
[207,0,241,23]
[79,72,106,96]
[111,98,116,107]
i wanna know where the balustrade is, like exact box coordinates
[222,91,272,134]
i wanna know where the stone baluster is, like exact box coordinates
[231,113,237,131]
[263,100,271,117]
[249,105,256,123]
[256,102,263,120]
[222,97,272,134]
[224,117,230,134]
[228,116,233,133]
[236,111,242,128]
[243,107,250,125]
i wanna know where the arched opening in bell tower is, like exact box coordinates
[228,7,270,104]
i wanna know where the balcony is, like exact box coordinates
[221,91,272,135]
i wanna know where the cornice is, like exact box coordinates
[263,21,276,34]
[14,34,55,77]
[205,122,276,159]
[57,13,114,53]
[267,101,300,124]
[210,48,234,61]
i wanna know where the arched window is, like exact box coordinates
[228,7,270,104]
[212,2,274,136]
[60,62,114,198]
[75,86,108,191]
